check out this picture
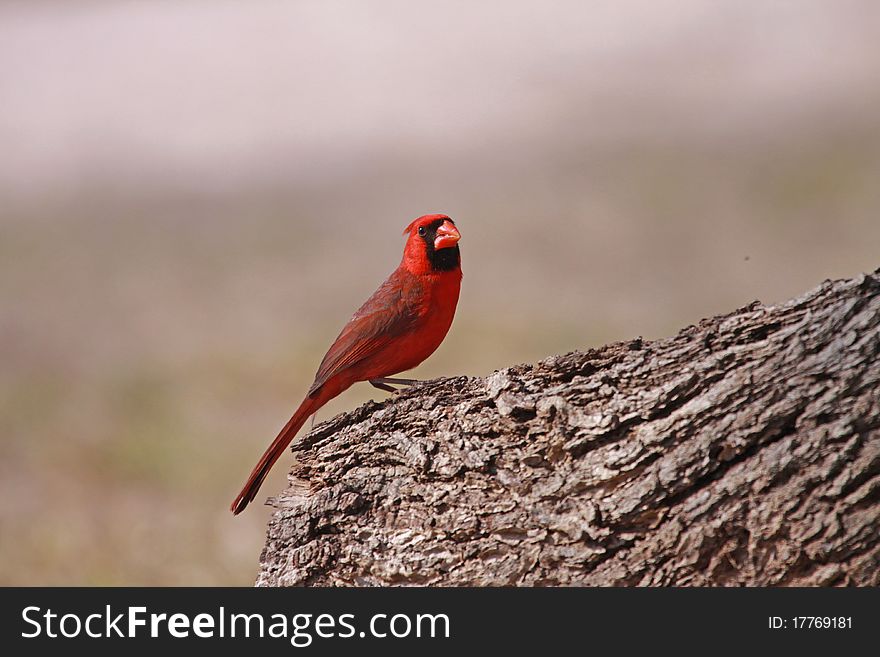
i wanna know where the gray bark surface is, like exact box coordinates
[256,270,880,586]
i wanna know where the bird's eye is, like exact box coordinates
[418,226,426,236]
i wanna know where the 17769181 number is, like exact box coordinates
[768,617,852,629]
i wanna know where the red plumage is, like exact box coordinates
[231,214,462,514]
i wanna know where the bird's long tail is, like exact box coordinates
[230,394,322,515]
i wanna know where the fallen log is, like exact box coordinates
[255,270,880,586]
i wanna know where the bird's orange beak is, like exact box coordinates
[434,220,461,250]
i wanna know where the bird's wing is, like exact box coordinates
[307,271,421,396]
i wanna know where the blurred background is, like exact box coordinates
[1,0,879,585]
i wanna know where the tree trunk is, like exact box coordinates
[256,270,880,586]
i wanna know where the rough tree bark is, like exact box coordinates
[256,270,880,586]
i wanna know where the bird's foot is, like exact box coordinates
[369,377,421,392]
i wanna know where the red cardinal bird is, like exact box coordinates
[231,214,462,514]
